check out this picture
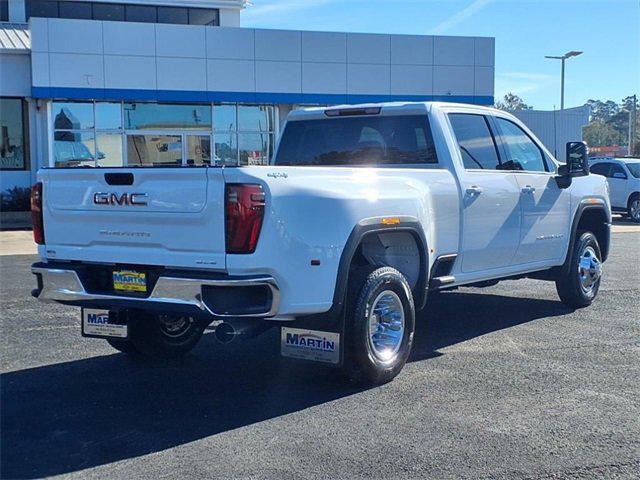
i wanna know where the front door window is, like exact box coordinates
[494,118,547,172]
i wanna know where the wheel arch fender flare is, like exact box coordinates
[563,202,611,271]
[328,216,430,317]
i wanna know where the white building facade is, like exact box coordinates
[1,0,495,193]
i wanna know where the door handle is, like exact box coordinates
[466,186,483,196]
[521,185,536,194]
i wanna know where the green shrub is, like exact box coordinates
[1,186,31,212]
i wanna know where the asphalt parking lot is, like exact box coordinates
[1,231,638,479]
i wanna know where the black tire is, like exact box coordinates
[129,312,205,359]
[106,338,140,355]
[627,194,640,223]
[555,231,603,308]
[344,266,415,385]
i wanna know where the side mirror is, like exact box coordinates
[566,141,589,177]
[612,171,627,179]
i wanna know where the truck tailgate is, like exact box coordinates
[40,168,226,270]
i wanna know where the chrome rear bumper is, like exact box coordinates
[32,266,280,318]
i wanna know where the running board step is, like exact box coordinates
[429,275,456,289]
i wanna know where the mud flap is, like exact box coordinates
[279,312,346,367]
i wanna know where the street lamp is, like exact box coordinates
[545,51,583,110]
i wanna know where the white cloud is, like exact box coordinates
[242,0,338,25]
[495,71,556,100]
[501,72,555,81]
[430,0,494,34]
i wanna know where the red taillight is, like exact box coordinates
[30,182,45,245]
[225,184,265,254]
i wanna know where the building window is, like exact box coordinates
[52,101,123,167]
[157,6,188,25]
[50,102,276,168]
[58,1,92,20]
[124,4,156,23]
[188,8,219,26]
[0,98,28,171]
[215,105,276,166]
[0,0,9,22]
[123,103,212,130]
[26,0,59,19]
[127,135,182,166]
[26,1,220,26]
[92,3,125,22]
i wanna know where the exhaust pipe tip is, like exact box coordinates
[214,322,236,344]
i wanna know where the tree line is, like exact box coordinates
[495,93,639,155]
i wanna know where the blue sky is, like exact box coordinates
[242,0,639,110]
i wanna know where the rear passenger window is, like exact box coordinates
[448,114,500,170]
[495,117,547,172]
[609,164,627,179]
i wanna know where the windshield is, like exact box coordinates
[625,162,640,178]
[274,115,438,166]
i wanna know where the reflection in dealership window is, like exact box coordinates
[239,133,273,166]
[96,133,123,167]
[213,105,237,132]
[96,103,122,130]
[124,103,211,130]
[50,102,277,167]
[215,133,237,166]
[53,102,94,130]
[238,105,276,132]
[215,105,276,166]
[186,136,211,166]
[127,135,182,166]
[0,98,28,170]
[52,101,123,167]
[53,131,96,167]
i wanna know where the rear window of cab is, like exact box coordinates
[274,115,438,166]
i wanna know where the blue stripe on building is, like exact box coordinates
[32,87,494,106]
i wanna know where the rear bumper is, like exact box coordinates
[31,264,280,318]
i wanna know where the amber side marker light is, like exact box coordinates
[381,218,401,225]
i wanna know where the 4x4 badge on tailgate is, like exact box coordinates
[267,172,288,179]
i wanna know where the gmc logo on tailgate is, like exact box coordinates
[93,192,148,206]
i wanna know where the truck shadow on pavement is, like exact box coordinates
[1,291,571,479]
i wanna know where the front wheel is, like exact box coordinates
[129,313,205,358]
[555,231,603,308]
[344,267,415,385]
[628,194,640,223]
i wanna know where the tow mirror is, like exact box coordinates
[566,141,589,177]
[557,142,589,189]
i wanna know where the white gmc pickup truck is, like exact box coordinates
[31,102,611,384]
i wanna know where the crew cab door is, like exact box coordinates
[492,117,570,265]
[448,113,522,273]
[590,162,627,208]
[607,163,630,208]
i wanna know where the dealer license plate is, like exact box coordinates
[113,270,147,293]
[81,309,128,338]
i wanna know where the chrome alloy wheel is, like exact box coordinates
[578,246,602,294]
[368,290,405,362]
[630,199,640,222]
[158,315,192,338]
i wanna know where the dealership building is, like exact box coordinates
[0,0,497,192]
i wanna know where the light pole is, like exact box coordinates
[545,51,582,110]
